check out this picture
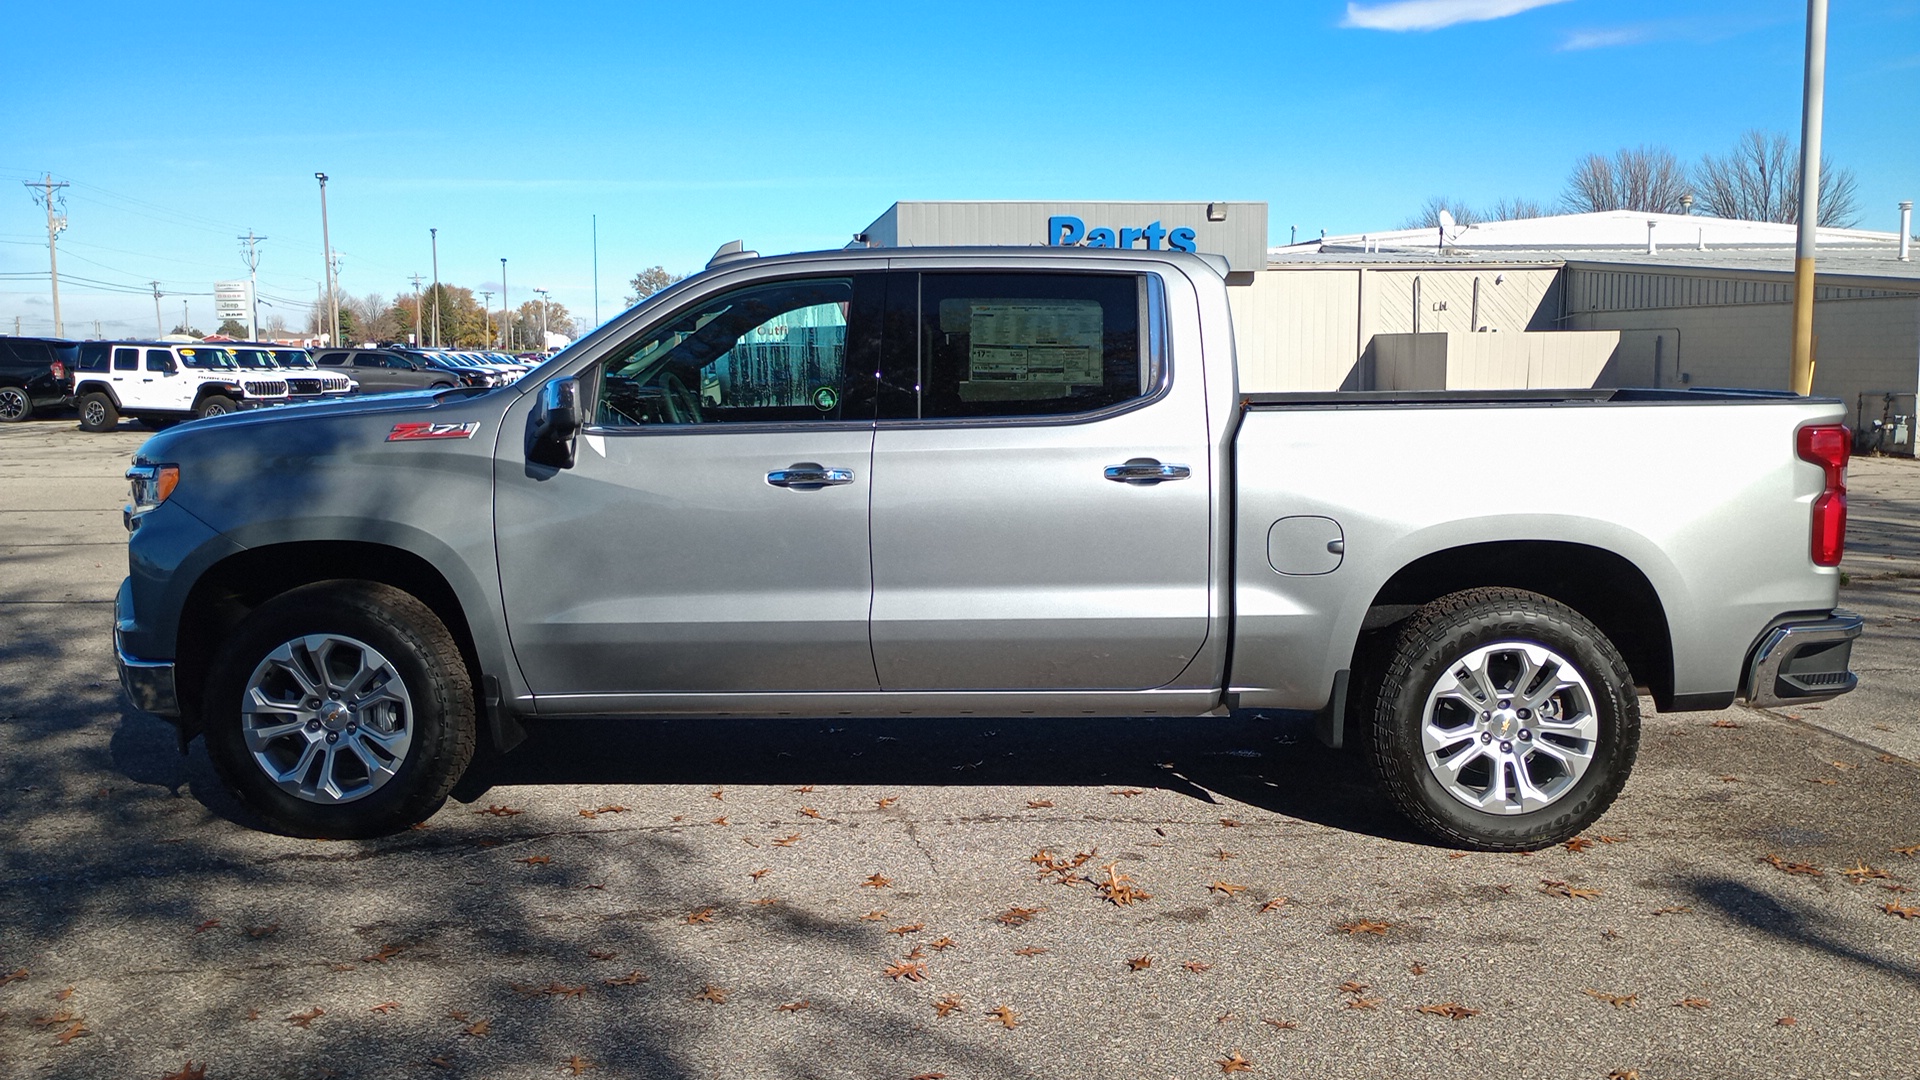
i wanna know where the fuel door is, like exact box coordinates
[1268,515,1344,576]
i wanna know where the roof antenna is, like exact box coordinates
[707,240,758,270]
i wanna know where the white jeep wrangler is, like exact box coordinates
[73,342,291,432]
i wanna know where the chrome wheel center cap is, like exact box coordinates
[1490,711,1519,740]
[320,701,352,731]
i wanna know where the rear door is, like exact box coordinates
[867,268,1213,691]
[495,270,886,701]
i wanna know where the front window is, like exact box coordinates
[275,350,315,369]
[179,347,237,370]
[593,276,855,427]
[230,349,277,370]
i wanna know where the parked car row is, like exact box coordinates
[0,334,544,431]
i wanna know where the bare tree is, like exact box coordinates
[1561,146,1691,213]
[1400,197,1481,230]
[1486,196,1547,221]
[1692,129,1860,227]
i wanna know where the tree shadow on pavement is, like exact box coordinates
[1684,875,1920,987]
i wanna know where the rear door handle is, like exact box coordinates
[767,462,855,489]
[1105,458,1192,485]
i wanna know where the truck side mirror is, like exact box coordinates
[528,376,582,469]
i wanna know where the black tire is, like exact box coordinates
[77,392,119,432]
[0,386,30,423]
[138,415,183,430]
[1367,587,1639,851]
[203,581,476,838]
[193,394,238,420]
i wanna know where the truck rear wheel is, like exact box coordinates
[0,386,30,422]
[77,392,119,432]
[1368,587,1639,851]
[203,581,476,838]
[194,394,238,419]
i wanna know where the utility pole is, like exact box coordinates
[534,288,550,352]
[409,275,425,345]
[592,213,599,328]
[238,229,267,340]
[24,174,69,337]
[429,227,441,348]
[479,290,492,348]
[315,172,338,348]
[1789,0,1828,396]
[500,258,509,350]
[180,299,190,336]
[150,282,165,336]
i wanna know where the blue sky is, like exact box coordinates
[3,0,1916,339]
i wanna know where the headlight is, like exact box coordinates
[127,462,180,514]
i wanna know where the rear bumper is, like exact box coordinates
[1743,610,1864,708]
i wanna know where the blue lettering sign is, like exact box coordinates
[1048,217,1202,254]
[1085,227,1116,248]
[1048,215,1084,246]
[1168,227,1197,253]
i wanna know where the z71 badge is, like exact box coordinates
[387,421,481,441]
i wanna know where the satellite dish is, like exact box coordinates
[1437,209,1456,230]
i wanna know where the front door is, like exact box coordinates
[868,269,1214,691]
[495,272,884,701]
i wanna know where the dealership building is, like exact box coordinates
[856,201,1920,451]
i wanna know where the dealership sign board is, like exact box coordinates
[857,202,1270,274]
[215,281,254,328]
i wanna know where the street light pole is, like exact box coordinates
[534,288,550,352]
[500,258,509,350]
[1789,0,1828,396]
[315,173,338,348]
[430,227,441,348]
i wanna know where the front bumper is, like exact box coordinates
[1743,610,1864,708]
[115,580,179,717]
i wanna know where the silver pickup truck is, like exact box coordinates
[114,245,1861,849]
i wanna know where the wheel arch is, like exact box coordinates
[74,379,122,408]
[1364,540,1676,709]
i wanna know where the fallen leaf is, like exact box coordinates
[287,1007,325,1028]
[997,906,1044,926]
[710,789,724,801]
[1208,882,1248,897]
[160,1062,207,1080]
[933,995,964,1017]
[1013,946,1049,957]
[799,807,822,819]
[564,1056,595,1075]
[863,873,893,889]
[1607,1071,1641,1080]
[1597,835,1625,844]
[543,984,589,999]
[794,783,816,793]
[1673,997,1711,1009]
[517,855,551,866]
[1831,760,1854,770]
[887,923,926,936]
[1184,961,1213,972]
[1336,980,1369,995]
[1219,818,1241,828]
[1582,989,1638,1009]
[1217,1050,1255,1073]
[1762,854,1824,877]
[1417,1002,1480,1020]
[876,796,900,809]
[475,805,523,816]
[246,923,280,939]
[1126,955,1152,971]
[1895,845,1920,857]
[604,971,649,987]
[1410,962,1428,975]
[328,963,356,973]
[749,868,771,881]
[246,1008,259,1021]
[1880,754,1906,765]
[1336,920,1391,935]
[1843,862,1891,882]
[426,1059,452,1071]
[464,1019,491,1037]
[1565,837,1595,853]
[986,1004,1020,1028]
[777,1000,810,1012]
[1447,852,1469,859]
[0,968,26,986]
[1342,996,1382,1010]
[710,817,729,826]
[1092,862,1152,905]
[1651,905,1692,915]
[693,985,728,1004]
[884,961,928,982]
[1539,879,1601,899]
[370,1001,400,1014]
[1262,1018,1298,1030]
[686,907,717,924]
[1110,789,1144,798]
[29,1009,76,1027]
[1215,849,1236,861]
[1717,775,1741,783]
[1776,1016,1798,1026]
[1883,903,1919,919]
[193,919,221,934]
[363,944,404,964]
[908,1074,947,1080]
[927,936,957,951]
[773,834,802,847]
[1025,799,1054,809]
[53,1020,89,1045]
[1711,719,1742,728]
[1258,896,1290,913]
[446,1010,470,1021]
[588,949,619,961]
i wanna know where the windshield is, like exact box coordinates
[274,350,315,368]
[178,347,237,370]
[230,349,278,370]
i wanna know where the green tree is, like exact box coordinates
[215,318,250,338]
[169,323,204,339]
[625,266,683,306]
[513,298,576,349]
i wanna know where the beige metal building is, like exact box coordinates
[856,202,1920,448]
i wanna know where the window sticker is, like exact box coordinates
[964,300,1103,386]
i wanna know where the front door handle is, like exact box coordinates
[767,462,855,490]
[1104,458,1192,485]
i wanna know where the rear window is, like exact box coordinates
[315,352,349,366]
[79,343,109,372]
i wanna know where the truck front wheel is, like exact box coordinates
[1368,587,1639,851]
[203,581,476,838]
[194,395,238,419]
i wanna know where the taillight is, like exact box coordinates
[1796,424,1849,567]
[49,361,66,380]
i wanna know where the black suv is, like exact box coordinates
[312,348,459,394]
[0,336,78,422]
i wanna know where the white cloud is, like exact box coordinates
[1342,0,1572,32]
[1559,25,1652,50]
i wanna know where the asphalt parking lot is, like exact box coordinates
[2,419,1917,1080]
